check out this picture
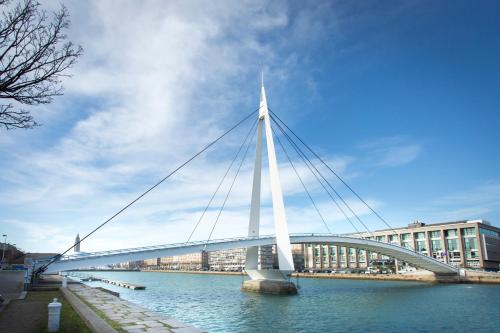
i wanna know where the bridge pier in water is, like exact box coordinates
[242,279,297,295]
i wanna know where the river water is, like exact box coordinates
[79,271,500,332]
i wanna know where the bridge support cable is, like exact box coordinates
[204,119,258,249]
[273,125,363,236]
[36,108,261,274]
[269,109,398,236]
[186,119,258,243]
[270,114,371,237]
[272,127,331,234]
[272,116,365,237]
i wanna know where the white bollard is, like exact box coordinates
[62,276,67,288]
[48,298,62,332]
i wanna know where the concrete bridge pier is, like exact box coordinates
[242,279,297,295]
[241,269,297,294]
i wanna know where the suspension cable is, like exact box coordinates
[186,119,258,243]
[272,127,331,234]
[269,109,398,236]
[271,114,370,237]
[36,108,260,274]
[204,120,257,249]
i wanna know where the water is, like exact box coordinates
[79,271,500,332]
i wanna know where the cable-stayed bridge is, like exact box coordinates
[34,76,459,291]
[40,234,457,275]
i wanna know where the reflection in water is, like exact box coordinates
[80,271,500,333]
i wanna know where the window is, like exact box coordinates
[401,233,411,241]
[402,241,413,249]
[446,239,459,251]
[463,237,477,251]
[416,240,427,252]
[429,231,441,239]
[462,227,476,237]
[415,232,425,240]
[431,240,442,251]
[445,229,458,238]
[388,235,398,243]
[480,228,499,237]
[376,235,386,242]
[348,248,356,261]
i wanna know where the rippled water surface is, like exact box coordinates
[80,271,500,332]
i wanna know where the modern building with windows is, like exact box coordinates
[302,219,500,271]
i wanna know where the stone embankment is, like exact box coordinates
[145,269,500,284]
[292,270,500,284]
[65,283,204,333]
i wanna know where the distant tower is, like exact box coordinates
[74,234,81,253]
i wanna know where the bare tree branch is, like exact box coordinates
[0,0,82,130]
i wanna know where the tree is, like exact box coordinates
[0,0,82,130]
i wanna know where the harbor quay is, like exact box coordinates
[65,281,204,333]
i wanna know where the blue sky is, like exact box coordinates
[1,0,499,253]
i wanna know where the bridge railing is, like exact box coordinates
[54,234,279,261]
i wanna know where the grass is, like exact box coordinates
[27,290,92,333]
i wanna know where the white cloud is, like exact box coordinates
[360,136,422,167]
[1,0,360,253]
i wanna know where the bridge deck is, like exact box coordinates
[38,234,458,274]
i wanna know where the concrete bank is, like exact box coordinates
[66,283,204,333]
[141,269,500,284]
[292,270,500,284]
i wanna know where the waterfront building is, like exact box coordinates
[207,245,276,271]
[140,246,274,271]
[302,219,500,271]
[159,251,209,271]
[144,257,160,267]
[208,248,246,271]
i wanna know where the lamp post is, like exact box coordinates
[1,234,7,267]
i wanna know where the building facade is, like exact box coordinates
[302,219,500,271]
[160,251,209,271]
[208,245,275,271]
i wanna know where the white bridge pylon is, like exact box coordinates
[245,76,294,281]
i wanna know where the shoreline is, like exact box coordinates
[134,269,500,284]
[66,277,204,332]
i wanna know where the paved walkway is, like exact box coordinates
[0,271,24,305]
[68,284,204,333]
